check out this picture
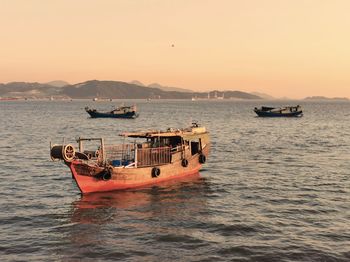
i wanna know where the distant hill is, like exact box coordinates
[251,92,275,100]
[226,91,261,99]
[62,80,191,99]
[0,82,60,97]
[0,80,263,100]
[62,81,261,99]
[304,96,349,101]
[192,90,261,100]
[148,83,193,93]
[129,80,145,86]
[46,80,70,87]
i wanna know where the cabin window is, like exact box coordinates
[149,136,182,148]
[191,140,200,155]
[168,136,182,148]
[151,138,161,148]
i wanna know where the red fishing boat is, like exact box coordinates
[50,123,210,194]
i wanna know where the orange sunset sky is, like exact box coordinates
[1,0,350,99]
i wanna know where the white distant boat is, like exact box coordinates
[93,97,98,101]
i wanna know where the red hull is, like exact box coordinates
[68,160,204,194]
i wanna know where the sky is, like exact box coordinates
[1,0,350,98]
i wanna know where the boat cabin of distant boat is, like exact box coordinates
[85,105,138,119]
[254,105,303,117]
[50,123,210,194]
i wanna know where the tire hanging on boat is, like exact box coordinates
[102,170,112,181]
[181,159,188,167]
[94,166,113,181]
[95,167,112,181]
[199,154,206,164]
[152,167,160,178]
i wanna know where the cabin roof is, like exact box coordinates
[120,126,207,139]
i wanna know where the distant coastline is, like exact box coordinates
[0,80,262,100]
[1,80,349,101]
[304,96,349,101]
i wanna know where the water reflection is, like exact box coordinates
[70,174,210,224]
[63,174,212,259]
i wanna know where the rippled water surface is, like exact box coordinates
[0,100,349,261]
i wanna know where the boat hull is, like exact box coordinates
[86,110,138,118]
[67,147,209,194]
[254,110,303,117]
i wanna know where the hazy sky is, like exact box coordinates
[1,0,350,98]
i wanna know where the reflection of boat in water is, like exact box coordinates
[50,123,210,194]
[70,175,207,224]
[254,105,303,117]
[64,176,210,261]
[85,105,138,119]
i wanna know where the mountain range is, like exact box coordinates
[0,80,262,100]
[129,81,193,93]
[304,96,349,101]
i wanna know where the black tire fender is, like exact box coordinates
[102,171,112,181]
[151,167,160,178]
[199,154,206,164]
[102,166,113,181]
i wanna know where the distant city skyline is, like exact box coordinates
[1,0,350,99]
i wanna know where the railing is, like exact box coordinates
[171,145,187,153]
[136,147,171,167]
[103,144,172,167]
[104,144,135,163]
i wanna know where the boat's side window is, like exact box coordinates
[167,136,182,150]
[161,137,171,147]
[152,138,160,148]
[191,140,200,155]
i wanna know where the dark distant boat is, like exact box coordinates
[85,105,138,119]
[254,105,303,117]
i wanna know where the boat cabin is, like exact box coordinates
[111,105,136,115]
[73,125,209,169]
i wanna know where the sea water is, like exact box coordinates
[0,100,349,261]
